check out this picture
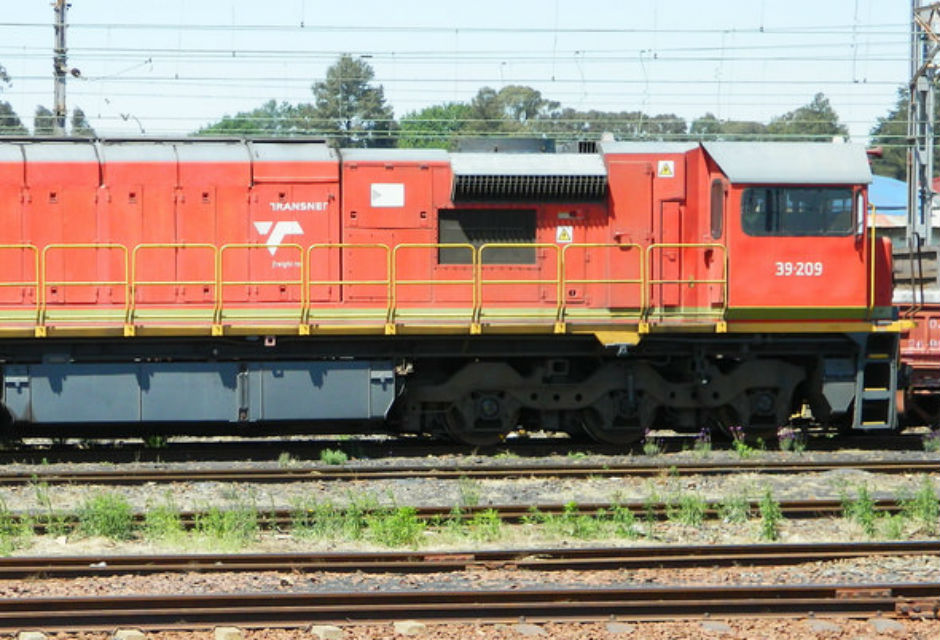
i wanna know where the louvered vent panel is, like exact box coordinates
[454,174,607,202]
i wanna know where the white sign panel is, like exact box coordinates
[657,160,675,178]
[556,225,574,244]
[370,183,405,208]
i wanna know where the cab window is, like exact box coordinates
[741,187,854,237]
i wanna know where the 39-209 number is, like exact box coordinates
[774,261,823,277]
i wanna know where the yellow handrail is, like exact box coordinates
[305,243,392,323]
[560,242,645,321]
[39,243,130,328]
[217,243,304,324]
[130,243,218,324]
[391,243,476,324]
[476,243,561,322]
[646,242,728,319]
[0,244,40,324]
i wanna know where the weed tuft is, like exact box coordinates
[193,505,258,548]
[718,495,751,524]
[777,427,806,454]
[642,429,663,456]
[365,506,425,548]
[841,484,877,538]
[667,493,707,527]
[77,492,135,541]
[0,499,30,555]
[900,476,939,536]
[922,430,940,453]
[758,488,782,541]
[319,448,348,465]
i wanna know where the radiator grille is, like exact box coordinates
[453,174,607,202]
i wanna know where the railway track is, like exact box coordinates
[2,540,936,578]
[0,582,935,631]
[23,497,910,533]
[0,431,929,465]
[3,458,936,486]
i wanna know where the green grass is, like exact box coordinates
[0,499,31,555]
[77,492,136,540]
[365,506,425,548]
[319,448,349,465]
[142,496,185,543]
[718,495,751,524]
[667,493,707,527]
[841,484,878,538]
[466,508,502,542]
[456,476,481,508]
[193,505,259,548]
[900,476,939,536]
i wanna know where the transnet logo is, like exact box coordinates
[253,221,304,255]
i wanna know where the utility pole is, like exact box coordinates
[907,1,940,248]
[53,0,69,135]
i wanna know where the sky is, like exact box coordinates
[0,0,914,141]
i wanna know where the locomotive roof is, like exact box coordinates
[703,142,872,185]
[599,141,700,154]
[450,153,606,177]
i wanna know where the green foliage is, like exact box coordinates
[0,499,30,555]
[193,505,259,547]
[868,88,911,180]
[143,435,167,449]
[398,102,474,149]
[319,448,348,465]
[900,477,939,536]
[143,502,184,543]
[0,102,27,135]
[33,106,55,136]
[841,484,878,537]
[32,481,68,537]
[758,489,782,541]
[667,493,707,527]
[277,452,297,468]
[466,508,502,542]
[718,495,751,524]
[765,92,848,141]
[70,107,95,137]
[310,54,396,148]
[777,427,806,454]
[610,504,640,539]
[77,492,135,540]
[365,506,425,548]
[879,513,906,540]
[690,112,768,140]
[922,430,940,453]
[456,476,481,508]
[196,99,311,137]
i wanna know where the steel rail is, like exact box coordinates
[0,432,930,466]
[24,498,910,534]
[1,540,936,579]
[2,458,936,486]
[0,583,936,631]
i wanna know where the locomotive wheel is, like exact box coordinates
[577,407,643,446]
[441,396,515,447]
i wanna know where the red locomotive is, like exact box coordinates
[0,139,912,444]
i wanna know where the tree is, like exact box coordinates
[690,112,767,140]
[496,85,560,123]
[534,108,686,140]
[398,102,474,149]
[310,54,396,147]
[868,88,912,180]
[70,107,95,137]
[765,92,847,142]
[0,102,26,135]
[196,99,309,136]
[33,106,55,136]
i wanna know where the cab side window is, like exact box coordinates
[741,187,854,237]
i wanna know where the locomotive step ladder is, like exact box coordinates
[852,333,898,431]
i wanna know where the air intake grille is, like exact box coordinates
[454,174,607,202]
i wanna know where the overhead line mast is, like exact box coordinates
[53,0,69,135]
[908,0,940,248]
